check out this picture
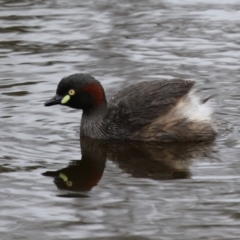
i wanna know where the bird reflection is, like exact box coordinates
[43,137,213,192]
[42,137,107,192]
[108,141,212,180]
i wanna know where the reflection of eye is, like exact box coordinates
[69,89,75,96]
[66,181,72,187]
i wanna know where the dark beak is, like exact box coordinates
[44,94,63,106]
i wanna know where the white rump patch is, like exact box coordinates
[176,90,213,122]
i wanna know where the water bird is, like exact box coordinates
[44,73,217,142]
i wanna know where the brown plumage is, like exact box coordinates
[44,73,217,142]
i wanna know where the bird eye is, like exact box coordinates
[66,181,72,187]
[68,89,75,96]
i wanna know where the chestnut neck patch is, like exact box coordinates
[81,83,106,107]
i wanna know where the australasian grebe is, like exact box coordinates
[45,73,217,142]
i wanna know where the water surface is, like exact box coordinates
[1,0,240,239]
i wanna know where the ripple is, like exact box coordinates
[1,0,240,239]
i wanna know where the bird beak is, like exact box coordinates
[44,94,63,106]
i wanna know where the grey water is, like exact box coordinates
[1,0,240,239]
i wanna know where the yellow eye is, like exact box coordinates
[66,181,72,187]
[68,89,75,96]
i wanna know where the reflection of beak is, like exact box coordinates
[59,173,73,187]
[44,94,63,106]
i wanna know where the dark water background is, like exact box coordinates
[1,0,240,239]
